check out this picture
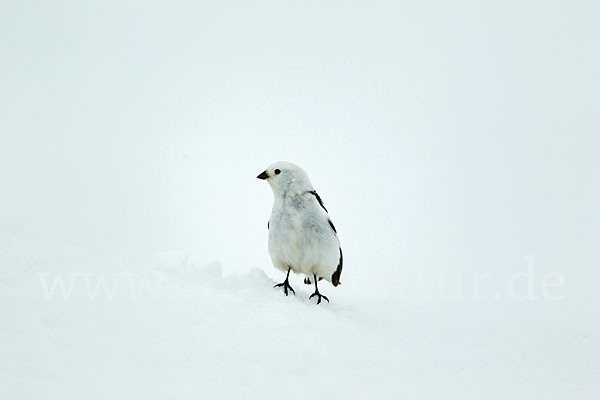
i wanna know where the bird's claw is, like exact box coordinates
[309,292,329,304]
[274,281,295,296]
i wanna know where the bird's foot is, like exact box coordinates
[274,280,295,296]
[304,277,323,285]
[309,291,329,305]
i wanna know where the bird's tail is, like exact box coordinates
[331,247,343,287]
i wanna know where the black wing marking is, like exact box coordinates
[331,247,343,287]
[267,220,269,230]
[307,190,328,213]
[328,219,337,234]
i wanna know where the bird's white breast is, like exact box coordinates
[268,192,340,281]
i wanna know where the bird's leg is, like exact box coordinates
[309,274,329,304]
[274,268,295,296]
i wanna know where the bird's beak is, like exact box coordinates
[256,170,269,180]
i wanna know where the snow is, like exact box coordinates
[1,231,598,399]
[1,0,599,398]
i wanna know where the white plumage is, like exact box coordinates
[257,161,343,303]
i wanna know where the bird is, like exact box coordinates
[256,161,343,304]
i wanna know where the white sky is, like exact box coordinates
[1,0,598,297]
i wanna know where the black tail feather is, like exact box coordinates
[331,247,343,287]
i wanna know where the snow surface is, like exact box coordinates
[1,0,599,398]
[1,231,598,399]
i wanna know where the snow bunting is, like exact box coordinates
[257,161,343,304]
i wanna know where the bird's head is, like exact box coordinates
[256,161,313,195]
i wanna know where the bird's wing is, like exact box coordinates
[307,190,328,213]
[305,189,342,285]
[306,190,338,236]
[328,219,337,234]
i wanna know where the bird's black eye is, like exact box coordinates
[274,169,281,175]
